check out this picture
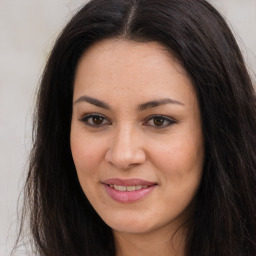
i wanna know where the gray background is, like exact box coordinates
[0,0,255,255]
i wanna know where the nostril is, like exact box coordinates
[105,145,146,169]
[105,138,147,167]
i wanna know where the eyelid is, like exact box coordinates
[143,115,177,128]
[79,113,176,129]
[79,113,111,127]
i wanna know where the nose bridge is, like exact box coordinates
[105,123,146,169]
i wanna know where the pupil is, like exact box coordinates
[93,116,103,125]
[154,117,164,126]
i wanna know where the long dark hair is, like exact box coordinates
[16,0,256,255]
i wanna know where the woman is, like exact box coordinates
[16,0,256,255]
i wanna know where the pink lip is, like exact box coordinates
[102,178,156,186]
[102,178,157,203]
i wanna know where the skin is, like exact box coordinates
[70,39,204,256]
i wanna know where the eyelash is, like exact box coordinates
[80,113,111,127]
[80,113,176,129]
[144,115,176,129]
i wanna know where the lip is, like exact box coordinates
[102,178,157,203]
[102,178,156,186]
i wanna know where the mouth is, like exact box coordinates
[108,184,152,192]
[102,178,157,203]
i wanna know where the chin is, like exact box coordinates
[111,223,154,234]
[102,213,163,235]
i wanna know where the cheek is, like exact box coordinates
[149,132,204,185]
[150,135,204,219]
[70,130,106,180]
[70,134,106,203]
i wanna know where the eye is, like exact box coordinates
[80,114,111,127]
[144,115,176,129]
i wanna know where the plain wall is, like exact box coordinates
[0,1,255,255]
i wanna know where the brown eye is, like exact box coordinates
[92,116,104,125]
[144,115,176,129]
[80,114,110,127]
[153,117,165,126]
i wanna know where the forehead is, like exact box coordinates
[73,39,196,107]
[76,39,186,78]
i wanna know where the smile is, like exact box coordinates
[102,178,157,203]
[109,184,150,191]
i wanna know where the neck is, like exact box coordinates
[113,225,187,256]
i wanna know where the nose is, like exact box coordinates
[105,125,146,169]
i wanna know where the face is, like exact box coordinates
[70,39,204,237]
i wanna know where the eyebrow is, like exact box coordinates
[74,96,110,109]
[138,98,184,111]
[74,95,184,110]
